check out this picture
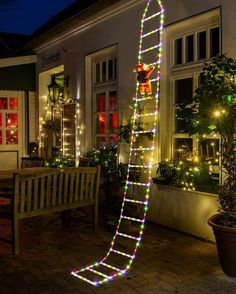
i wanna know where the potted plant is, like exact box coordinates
[179,54,236,276]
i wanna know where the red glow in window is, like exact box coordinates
[6,130,18,145]
[97,94,105,112]
[0,113,2,127]
[6,113,18,128]
[109,135,118,143]
[0,131,2,144]
[98,113,106,134]
[112,112,118,129]
[0,97,7,109]
[109,92,116,111]
[10,97,18,110]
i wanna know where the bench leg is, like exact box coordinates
[93,204,98,233]
[12,215,19,255]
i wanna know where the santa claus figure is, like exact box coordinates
[134,62,155,96]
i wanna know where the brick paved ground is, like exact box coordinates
[0,209,236,294]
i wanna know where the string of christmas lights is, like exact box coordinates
[71,0,164,286]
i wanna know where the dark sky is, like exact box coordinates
[0,0,76,35]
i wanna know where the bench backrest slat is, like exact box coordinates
[13,166,100,217]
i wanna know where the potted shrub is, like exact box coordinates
[179,54,236,276]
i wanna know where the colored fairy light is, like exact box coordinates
[71,0,164,285]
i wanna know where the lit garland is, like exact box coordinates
[71,0,164,286]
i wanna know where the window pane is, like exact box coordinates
[10,97,18,110]
[186,35,194,62]
[97,136,106,147]
[95,63,100,83]
[108,59,113,80]
[175,38,182,65]
[97,113,106,134]
[102,61,106,82]
[210,27,220,57]
[6,130,18,144]
[198,31,206,60]
[0,113,2,127]
[174,138,193,160]
[109,135,118,145]
[114,58,117,79]
[0,130,2,144]
[109,113,118,132]
[175,78,193,104]
[6,113,18,128]
[109,91,117,111]
[96,93,105,112]
[0,97,7,109]
[199,139,219,163]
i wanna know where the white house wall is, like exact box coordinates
[35,0,236,159]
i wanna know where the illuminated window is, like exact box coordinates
[93,54,117,147]
[95,90,117,146]
[0,97,19,145]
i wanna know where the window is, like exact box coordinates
[95,90,118,146]
[173,75,220,173]
[198,31,206,60]
[95,58,116,83]
[186,34,194,63]
[175,78,193,133]
[0,97,19,145]
[173,26,220,65]
[175,38,182,65]
[93,56,117,147]
[210,27,220,57]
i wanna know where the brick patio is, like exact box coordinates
[0,209,236,294]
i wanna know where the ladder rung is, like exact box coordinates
[134,96,154,101]
[128,164,150,169]
[110,248,134,259]
[124,198,147,205]
[117,232,140,241]
[127,181,150,187]
[141,27,161,38]
[100,262,122,272]
[131,147,154,152]
[150,77,160,83]
[133,129,155,134]
[143,11,162,22]
[134,112,157,118]
[88,268,110,278]
[71,272,98,286]
[121,215,144,223]
[140,44,160,54]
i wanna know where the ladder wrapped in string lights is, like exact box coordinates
[71,0,164,286]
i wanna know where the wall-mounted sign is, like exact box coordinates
[42,49,66,68]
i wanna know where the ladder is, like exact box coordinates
[72,0,164,286]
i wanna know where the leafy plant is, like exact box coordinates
[179,54,236,226]
[83,145,127,186]
[154,160,218,193]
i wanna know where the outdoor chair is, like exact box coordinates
[21,157,44,169]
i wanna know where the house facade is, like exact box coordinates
[0,0,236,239]
[1,0,235,169]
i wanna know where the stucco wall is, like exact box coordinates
[148,185,219,241]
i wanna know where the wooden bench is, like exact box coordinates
[0,166,101,254]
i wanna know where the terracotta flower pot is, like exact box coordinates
[208,213,236,276]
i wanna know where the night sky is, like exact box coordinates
[0,0,76,35]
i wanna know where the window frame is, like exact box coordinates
[92,55,117,147]
[173,25,220,67]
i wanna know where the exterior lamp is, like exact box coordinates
[47,76,63,105]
